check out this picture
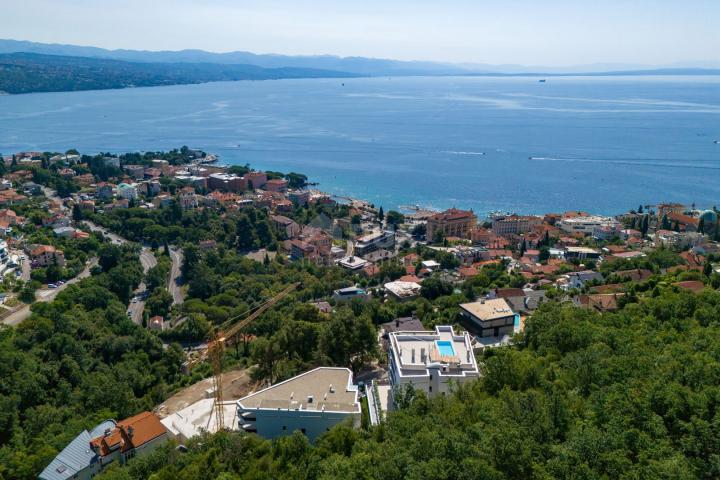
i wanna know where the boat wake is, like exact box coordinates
[528,156,720,170]
[443,150,486,156]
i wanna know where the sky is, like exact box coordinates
[2,0,719,67]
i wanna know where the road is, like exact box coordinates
[168,247,184,305]
[2,258,97,326]
[83,221,127,245]
[128,247,158,324]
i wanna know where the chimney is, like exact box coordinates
[127,426,134,439]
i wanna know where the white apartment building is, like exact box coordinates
[387,326,480,400]
[354,230,395,256]
[236,367,361,442]
[558,215,620,236]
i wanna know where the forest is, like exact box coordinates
[0,53,355,94]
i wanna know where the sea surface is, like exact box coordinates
[1,76,718,216]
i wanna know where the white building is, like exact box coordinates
[387,326,480,400]
[161,398,237,443]
[354,230,395,256]
[117,183,138,200]
[384,280,422,301]
[559,216,621,236]
[236,367,361,441]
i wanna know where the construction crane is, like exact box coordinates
[185,282,300,432]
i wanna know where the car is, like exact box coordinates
[132,298,138,303]
[47,284,58,289]
[57,280,65,285]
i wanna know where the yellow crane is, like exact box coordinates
[185,282,300,432]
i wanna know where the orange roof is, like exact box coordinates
[31,245,56,256]
[430,208,476,222]
[90,412,166,455]
[458,266,478,278]
[117,411,166,451]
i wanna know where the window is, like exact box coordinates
[429,374,433,380]
[429,386,432,392]
[282,426,287,430]
[301,428,306,435]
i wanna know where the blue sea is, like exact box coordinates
[0,76,718,216]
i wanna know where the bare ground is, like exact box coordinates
[155,367,258,419]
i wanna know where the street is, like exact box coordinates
[2,258,98,326]
[83,220,127,245]
[168,247,184,305]
[128,246,158,325]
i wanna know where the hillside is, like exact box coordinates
[0,39,469,76]
[0,52,357,94]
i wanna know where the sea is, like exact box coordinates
[0,75,718,216]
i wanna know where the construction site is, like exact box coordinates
[155,283,300,442]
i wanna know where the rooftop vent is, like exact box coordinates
[329,384,335,393]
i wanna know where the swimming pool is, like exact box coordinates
[436,341,456,357]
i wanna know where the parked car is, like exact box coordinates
[47,284,58,289]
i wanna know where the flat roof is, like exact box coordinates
[388,326,479,378]
[459,298,514,321]
[237,367,359,413]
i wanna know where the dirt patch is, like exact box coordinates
[156,367,257,418]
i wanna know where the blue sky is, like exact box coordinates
[3,0,719,66]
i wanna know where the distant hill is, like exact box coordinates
[0,39,468,76]
[0,52,357,94]
[2,39,720,77]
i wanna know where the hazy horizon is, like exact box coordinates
[3,0,719,68]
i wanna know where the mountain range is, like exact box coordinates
[0,38,718,95]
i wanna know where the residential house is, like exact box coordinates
[387,326,479,401]
[384,280,422,301]
[459,298,516,338]
[30,245,66,267]
[39,412,168,480]
[332,286,369,302]
[271,215,301,238]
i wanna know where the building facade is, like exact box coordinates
[237,367,361,442]
[387,326,480,400]
[426,208,477,241]
[459,298,516,338]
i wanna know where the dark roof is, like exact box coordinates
[381,316,425,335]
